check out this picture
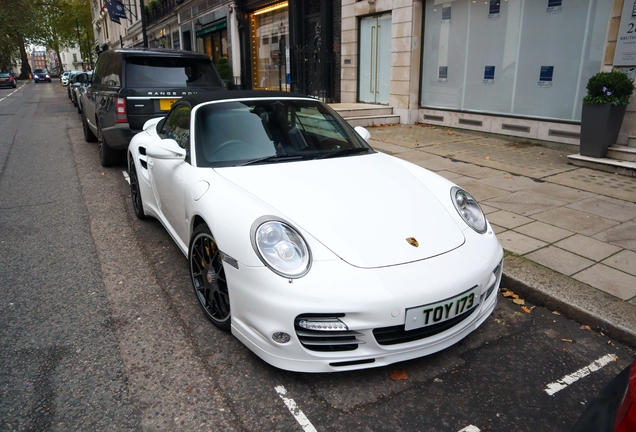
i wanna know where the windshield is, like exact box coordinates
[34,69,48,74]
[194,99,373,167]
[126,57,223,88]
[0,73,10,78]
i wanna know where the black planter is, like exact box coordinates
[579,103,627,158]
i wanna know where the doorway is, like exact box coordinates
[359,13,391,104]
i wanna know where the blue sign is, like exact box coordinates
[540,66,554,82]
[484,66,496,80]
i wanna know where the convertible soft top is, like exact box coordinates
[179,90,314,108]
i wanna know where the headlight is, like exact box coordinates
[252,220,311,278]
[451,187,487,233]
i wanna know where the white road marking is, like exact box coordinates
[0,83,24,102]
[274,385,317,432]
[122,170,130,184]
[545,353,616,396]
[458,426,481,432]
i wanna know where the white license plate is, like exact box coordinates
[404,286,480,331]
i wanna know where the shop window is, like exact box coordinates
[250,2,289,91]
[420,0,611,122]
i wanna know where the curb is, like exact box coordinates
[501,255,636,348]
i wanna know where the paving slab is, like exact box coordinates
[521,182,594,203]
[602,249,636,277]
[553,234,622,262]
[495,230,547,255]
[513,221,574,243]
[566,196,636,222]
[573,264,636,301]
[532,207,621,236]
[486,210,534,229]
[593,220,636,252]
[484,189,567,216]
[524,246,595,276]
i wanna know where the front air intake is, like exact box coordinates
[294,314,365,352]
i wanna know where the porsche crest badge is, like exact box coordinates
[406,237,419,247]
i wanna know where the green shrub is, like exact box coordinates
[215,56,231,81]
[583,70,634,106]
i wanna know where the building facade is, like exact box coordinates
[91,0,636,147]
[341,0,635,147]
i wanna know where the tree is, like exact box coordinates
[0,0,94,77]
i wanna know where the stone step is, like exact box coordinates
[330,103,395,119]
[343,114,401,127]
[567,153,636,177]
[607,145,636,162]
[332,107,395,118]
[628,136,636,147]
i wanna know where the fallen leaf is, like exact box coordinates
[504,175,513,179]
[521,306,532,314]
[390,370,409,381]
[483,156,491,160]
[447,131,454,135]
[513,299,525,305]
[580,325,591,331]
[186,387,193,393]
[562,339,573,343]
[552,311,561,315]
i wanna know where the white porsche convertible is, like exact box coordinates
[127,91,503,373]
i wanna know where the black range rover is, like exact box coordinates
[82,48,224,166]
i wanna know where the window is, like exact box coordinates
[126,56,223,88]
[73,53,77,62]
[160,105,191,149]
[420,0,611,122]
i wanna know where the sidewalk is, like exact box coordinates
[366,123,636,347]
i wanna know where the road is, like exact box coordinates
[0,81,633,432]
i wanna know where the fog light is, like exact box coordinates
[298,318,348,331]
[272,332,291,344]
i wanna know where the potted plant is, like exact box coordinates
[580,70,634,158]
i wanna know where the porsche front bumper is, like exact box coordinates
[226,232,504,373]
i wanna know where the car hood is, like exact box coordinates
[215,153,465,268]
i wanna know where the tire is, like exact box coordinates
[97,124,121,167]
[82,113,97,142]
[128,161,146,220]
[189,224,231,331]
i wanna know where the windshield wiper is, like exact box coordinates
[239,154,305,166]
[317,147,371,160]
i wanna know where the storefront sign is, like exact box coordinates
[614,0,636,66]
[538,66,554,88]
[483,66,495,85]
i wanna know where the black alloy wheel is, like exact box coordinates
[97,124,121,167]
[82,113,97,142]
[189,225,231,330]
[129,161,146,219]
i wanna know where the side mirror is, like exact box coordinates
[146,139,186,160]
[354,126,371,142]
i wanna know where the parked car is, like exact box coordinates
[0,71,17,89]
[33,68,51,83]
[65,71,81,98]
[60,71,74,86]
[572,355,636,432]
[82,48,224,167]
[70,71,92,112]
[127,90,504,373]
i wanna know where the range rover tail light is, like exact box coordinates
[116,97,127,123]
